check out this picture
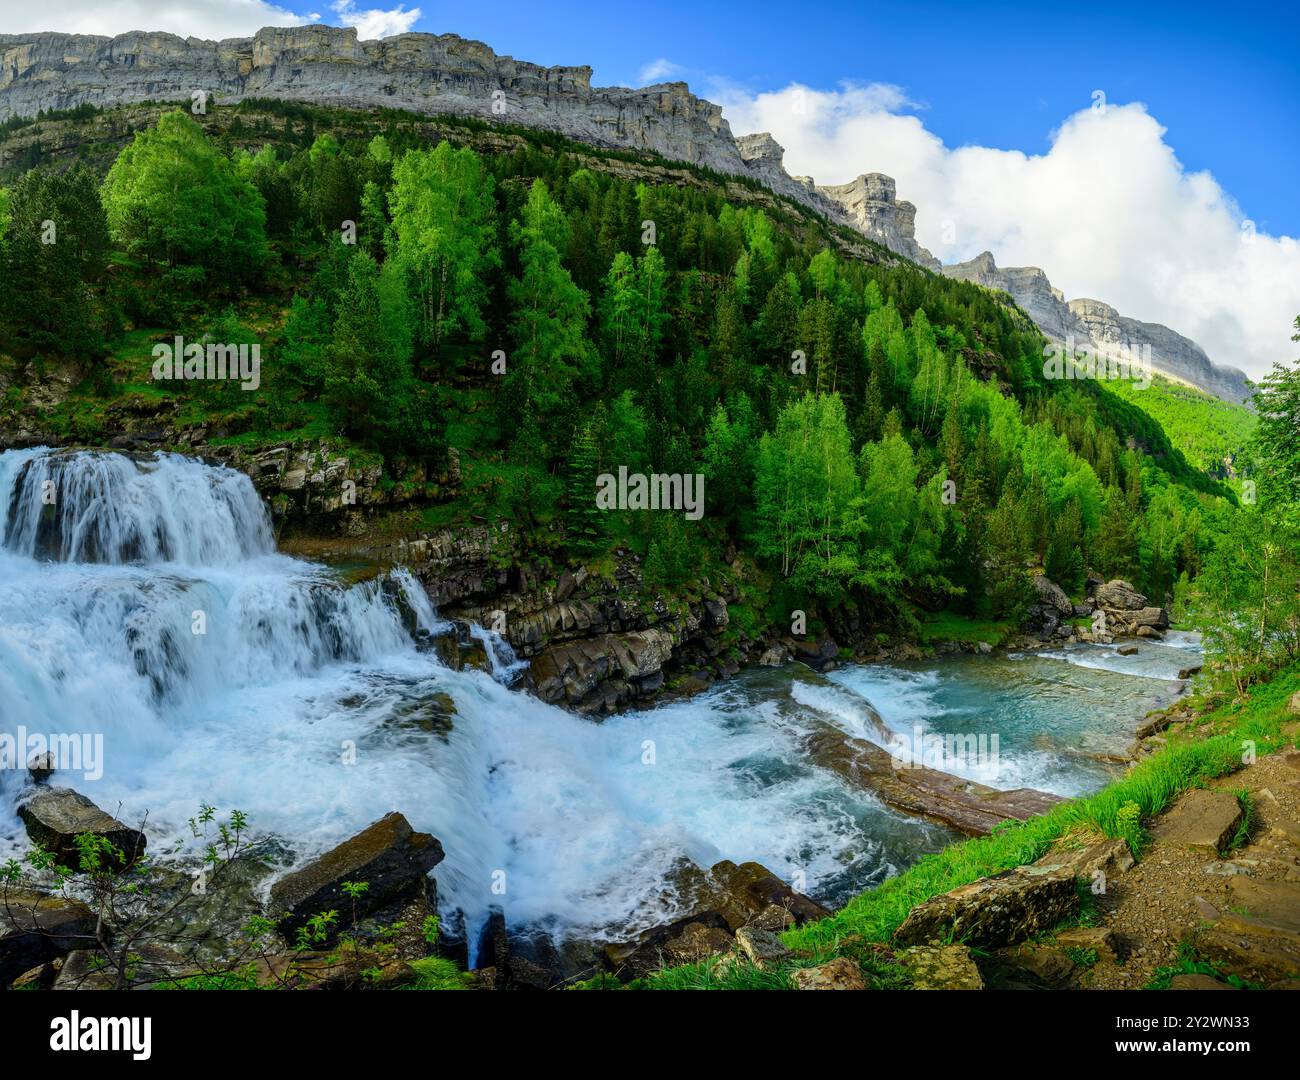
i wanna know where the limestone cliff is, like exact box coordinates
[0,25,936,267]
[943,252,1251,404]
[817,173,942,272]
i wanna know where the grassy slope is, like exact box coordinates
[1104,374,1256,477]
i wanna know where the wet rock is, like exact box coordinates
[791,957,866,990]
[661,922,735,966]
[1136,625,1163,639]
[899,944,984,989]
[805,719,1066,837]
[708,860,831,927]
[1117,644,1138,656]
[893,865,1078,949]
[1,889,98,988]
[602,912,733,980]
[1153,789,1243,855]
[269,812,443,937]
[52,942,195,990]
[27,751,56,783]
[1178,664,1203,680]
[17,787,146,871]
[758,644,790,667]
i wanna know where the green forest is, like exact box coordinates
[1,102,1298,686]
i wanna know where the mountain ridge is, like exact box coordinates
[0,23,1248,402]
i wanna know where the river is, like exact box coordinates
[0,448,1197,961]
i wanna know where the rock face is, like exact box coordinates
[17,787,147,870]
[269,812,444,936]
[818,173,942,271]
[0,27,742,172]
[0,889,98,987]
[943,252,1251,403]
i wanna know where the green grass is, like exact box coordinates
[627,661,1300,989]
[1146,942,1263,990]
[402,956,475,990]
[916,611,1014,647]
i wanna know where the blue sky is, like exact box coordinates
[299,0,1298,237]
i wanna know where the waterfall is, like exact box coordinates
[0,447,1191,967]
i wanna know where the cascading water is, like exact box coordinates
[0,447,1197,966]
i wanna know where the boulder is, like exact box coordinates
[1152,789,1243,855]
[1117,644,1138,656]
[1034,837,1135,884]
[660,922,734,967]
[899,944,984,989]
[733,926,790,969]
[1095,579,1147,611]
[1136,625,1163,639]
[1131,606,1171,630]
[1288,690,1300,716]
[269,812,443,937]
[758,644,790,667]
[790,956,866,990]
[1032,575,1073,615]
[1,889,98,988]
[893,865,1078,949]
[707,860,831,927]
[17,787,146,870]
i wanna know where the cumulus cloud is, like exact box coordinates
[0,0,310,37]
[1,0,421,41]
[716,81,1300,381]
[329,1,420,39]
[638,58,686,85]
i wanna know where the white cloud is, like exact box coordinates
[0,0,421,40]
[0,0,309,37]
[716,81,1300,381]
[329,1,420,39]
[638,58,685,85]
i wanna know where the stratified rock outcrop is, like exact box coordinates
[818,173,942,271]
[943,251,1251,403]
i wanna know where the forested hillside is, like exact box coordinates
[0,101,1241,638]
